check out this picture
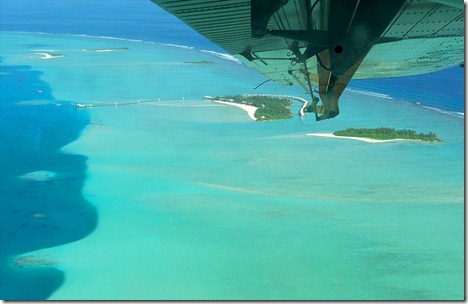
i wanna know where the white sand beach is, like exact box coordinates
[211,99,258,120]
[307,133,408,143]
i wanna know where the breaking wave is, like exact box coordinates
[346,88,394,100]
[421,106,464,118]
[6,31,239,60]
[200,50,242,64]
[159,43,194,50]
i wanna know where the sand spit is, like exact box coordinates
[307,133,410,143]
[17,170,57,181]
[35,52,65,59]
[210,99,258,120]
[195,182,268,195]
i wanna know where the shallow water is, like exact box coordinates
[0,32,464,300]
[0,34,97,299]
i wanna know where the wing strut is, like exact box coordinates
[303,59,320,121]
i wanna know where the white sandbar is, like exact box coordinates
[17,170,57,181]
[35,52,65,59]
[210,99,258,120]
[307,133,408,143]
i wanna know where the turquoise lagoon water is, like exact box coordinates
[0,32,464,300]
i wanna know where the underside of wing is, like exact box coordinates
[356,1,464,79]
[150,0,464,120]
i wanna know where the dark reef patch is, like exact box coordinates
[0,59,97,300]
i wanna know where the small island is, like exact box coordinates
[210,95,293,121]
[333,127,441,142]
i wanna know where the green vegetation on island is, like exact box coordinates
[333,127,441,142]
[215,95,293,121]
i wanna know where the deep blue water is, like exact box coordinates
[0,2,223,297]
[350,67,465,113]
[0,60,97,299]
[0,0,223,51]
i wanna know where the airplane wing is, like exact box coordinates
[150,0,464,120]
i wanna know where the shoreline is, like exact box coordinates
[210,99,258,121]
[306,133,414,143]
